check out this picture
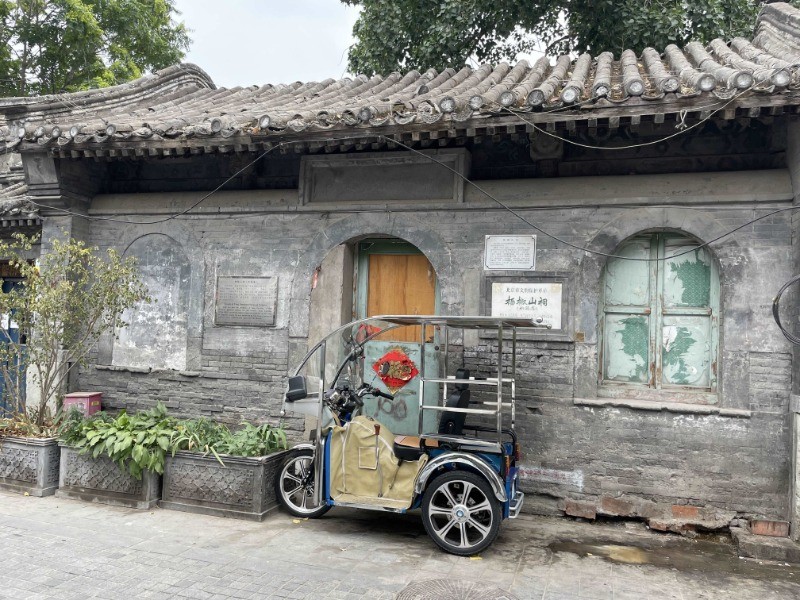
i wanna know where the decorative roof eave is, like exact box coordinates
[4,3,800,156]
[0,179,41,228]
[0,63,214,116]
[25,93,799,160]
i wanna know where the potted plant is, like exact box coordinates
[160,419,289,521]
[0,233,147,497]
[57,403,174,508]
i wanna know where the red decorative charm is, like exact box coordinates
[373,348,419,394]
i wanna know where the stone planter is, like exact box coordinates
[160,449,289,521]
[56,444,161,509]
[0,437,60,497]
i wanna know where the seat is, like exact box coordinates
[438,368,471,436]
[393,435,438,461]
[392,369,471,461]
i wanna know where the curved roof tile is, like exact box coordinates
[2,3,800,151]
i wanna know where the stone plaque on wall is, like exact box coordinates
[215,276,277,327]
[491,282,563,329]
[299,149,470,204]
[484,235,537,270]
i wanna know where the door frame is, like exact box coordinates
[354,239,441,319]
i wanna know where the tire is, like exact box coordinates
[421,470,501,556]
[275,449,331,518]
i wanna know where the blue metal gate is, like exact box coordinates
[0,279,25,416]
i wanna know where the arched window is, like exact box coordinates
[600,233,719,400]
[112,234,190,371]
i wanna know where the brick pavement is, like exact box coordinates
[0,490,799,599]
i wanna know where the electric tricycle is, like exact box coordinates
[275,315,546,555]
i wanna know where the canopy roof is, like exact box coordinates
[1,3,800,156]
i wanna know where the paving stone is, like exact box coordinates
[0,491,799,599]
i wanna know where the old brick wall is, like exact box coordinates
[74,167,794,523]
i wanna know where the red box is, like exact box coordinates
[63,392,102,416]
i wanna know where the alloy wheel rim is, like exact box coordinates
[428,480,493,549]
[280,456,321,514]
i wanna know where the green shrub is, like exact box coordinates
[171,418,287,461]
[60,404,288,478]
[60,403,176,479]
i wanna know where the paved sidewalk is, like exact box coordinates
[0,490,799,599]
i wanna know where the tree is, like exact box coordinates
[0,234,149,430]
[343,0,800,76]
[0,0,190,97]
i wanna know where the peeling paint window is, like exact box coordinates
[601,233,718,394]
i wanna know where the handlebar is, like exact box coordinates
[372,388,395,401]
[357,385,395,401]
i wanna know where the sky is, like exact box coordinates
[172,1,361,89]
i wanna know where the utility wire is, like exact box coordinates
[502,86,753,151]
[18,81,792,262]
[384,135,792,262]
[772,274,800,344]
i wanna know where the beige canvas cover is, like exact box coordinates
[329,415,427,509]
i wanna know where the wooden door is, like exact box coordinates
[366,253,436,342]
[356,241,438,435]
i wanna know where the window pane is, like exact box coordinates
[661,316,711,387]
[604,314,650,383]
[604,238,651,307]
[663,240,711,308]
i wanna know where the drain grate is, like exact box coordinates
[396,579,519,600]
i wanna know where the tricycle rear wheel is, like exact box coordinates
[421,470,500,556]
[275,449,330,518]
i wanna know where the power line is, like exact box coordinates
[384,136,792,262]
[17,91,794,262]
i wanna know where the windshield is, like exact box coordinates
[293,318,406,397]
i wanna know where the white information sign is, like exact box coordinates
[491,282,562,329]
[484,235,536,270]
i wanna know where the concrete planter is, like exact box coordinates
[0,437,60,497]
[160,449,289,521]
[56,444,161,509]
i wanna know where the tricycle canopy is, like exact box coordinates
[283,315,549,446]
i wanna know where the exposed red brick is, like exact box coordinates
[671,505,700,520]
[648,520,697,535]
[565,500,597,520]
[750,519,790,538]
[648,520,670,532]
[600,496,634,516]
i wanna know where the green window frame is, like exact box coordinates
[600,233,719,401]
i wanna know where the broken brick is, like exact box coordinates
[671,505,700,520]
[600,496,634,516]
[749,519,790,538]
[565,500,597,520]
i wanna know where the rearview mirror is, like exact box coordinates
[285,376,308,402]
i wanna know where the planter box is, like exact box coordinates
[160,449,289,521]
[56,444,160,509]
[0,437,60,497]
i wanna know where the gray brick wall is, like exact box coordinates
[70,168,795,526]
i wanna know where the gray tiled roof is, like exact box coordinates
[2,2,800,152]
[0,172,39,228]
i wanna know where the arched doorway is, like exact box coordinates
[308,237,440,435]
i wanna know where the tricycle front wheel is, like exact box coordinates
[275,449,330,518]
[421,470,501,556]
